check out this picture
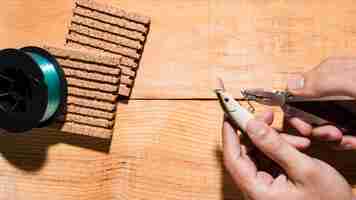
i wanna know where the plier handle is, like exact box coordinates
[242,89,356,135]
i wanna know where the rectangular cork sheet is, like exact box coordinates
[43,45,122,139]
[66,0,151,97]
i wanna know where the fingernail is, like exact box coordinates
[287,74,305,90]
[223,121,230,128]
[342,143,354,150]
[247,119,266,136]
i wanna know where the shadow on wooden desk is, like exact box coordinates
[283,121,356,185]
[0,128,111,172]
[217,120,356,200]
[215,149,245,200]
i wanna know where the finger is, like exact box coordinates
[223,121,260,195]
[287,59,356,98]
[223,121,240,160]
[257,171,274,185]
[255,110,274,125]
[272,174,288,188]
[312,125,343,142]
[332,136,356,150]
[246,119,314,182]
[287,61,339,97]
[281,134,311,149]
[288,117,313,136]
[287,73,320,97]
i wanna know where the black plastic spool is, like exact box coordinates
[0,46,67,132]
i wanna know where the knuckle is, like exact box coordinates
[325,57,339,62]
[223,158,235,174]
[257,128,283,150]
[302,123,313,135]
[300,160,318,178]
[304,74,322,94]
[266,138,283,155]
[294,191,307,200]
[326,125,342,134]
[252,126,272,140]
[303,166,316,178]
[265,190,278,199]
[223,153,234,169]
[247,184,271,199]
[223,153,241,173]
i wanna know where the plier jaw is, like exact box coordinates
[241,88,290,107]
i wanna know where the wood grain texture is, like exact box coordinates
[0,0,73,48]
[110,101,356,199]
[2,0,356,98]
[109,100,281,200]
[2,1,356,200]
[118,0,356,99]
[0,128,112,200]
[0,100,356,199]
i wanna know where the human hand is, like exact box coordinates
[287,57,356,150]
[223,112,353,200]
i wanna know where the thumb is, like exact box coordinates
[287,59,356,98]
[245,119,314,182]
[287,73,322,98]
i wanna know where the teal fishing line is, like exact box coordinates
[26,52,61,122]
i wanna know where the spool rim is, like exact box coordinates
[0,47,67,132]
[0,48,47,132]
[21,47,67,128]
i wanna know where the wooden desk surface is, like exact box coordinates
[1,0,356,199]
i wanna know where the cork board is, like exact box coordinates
[43,46,122,139]
[66,0,151,97]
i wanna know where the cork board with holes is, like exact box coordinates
[66,0,150,97]
[43,46,122,139]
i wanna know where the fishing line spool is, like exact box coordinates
[0,46,67,132]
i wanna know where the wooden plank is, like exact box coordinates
[0,99,355,199]
[109,100,280,200]
[0,128,112,200]
[110,100,356,199]
[122,0,211,99]
[3,1,356,98]
[2,1,356,200]
[0,0,73,48]
[117,0,356,99]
